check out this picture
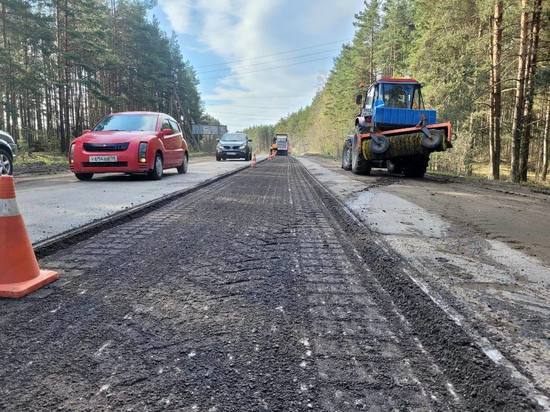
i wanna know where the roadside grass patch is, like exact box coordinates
[14,151,68,175]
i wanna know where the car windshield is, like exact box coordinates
[93,114,158,132]
[221,133,247,142]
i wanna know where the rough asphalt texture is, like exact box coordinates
[15,157,255,243]
[0,158,536,410]
[300,155,550,402]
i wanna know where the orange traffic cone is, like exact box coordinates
[0,176,58,298]
[251,153,257,168]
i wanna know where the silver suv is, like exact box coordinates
[0,130,17,175]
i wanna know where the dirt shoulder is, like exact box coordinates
[307,155,550,266]
[387,176,550,266]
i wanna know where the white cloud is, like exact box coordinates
[158,0,193,34]
[159,0,363,131]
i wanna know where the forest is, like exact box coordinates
[0,0,204,153]
[247,0,549,183]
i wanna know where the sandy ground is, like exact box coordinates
[386,176,550,266]
[299,156,550,406]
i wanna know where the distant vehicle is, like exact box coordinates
[70,112,189,181]
[342,77,452,177]
[0,130,17,175]
[275,134,289,156]
[216,133,252,161]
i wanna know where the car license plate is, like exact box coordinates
[226,152,235,155]
[89,155,117,163]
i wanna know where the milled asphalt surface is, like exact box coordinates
[299,155,550,405]
[15,157,257,243]
[0,157,537,410]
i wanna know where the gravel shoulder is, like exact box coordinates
[299,155,550,404]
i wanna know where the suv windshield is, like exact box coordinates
[221,133,247,142]
[94,114,158,132]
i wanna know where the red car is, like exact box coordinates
[69,112,189,181]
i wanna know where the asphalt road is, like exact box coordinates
[14,157,257,243]
[0,157,535,411]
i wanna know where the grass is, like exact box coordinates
[471,162,550,188]
[430,161,550,191]
[15,151,67,167]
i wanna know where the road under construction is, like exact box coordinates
[0,157,548,411]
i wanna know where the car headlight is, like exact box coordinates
[69,143,75,164]
[239,144,246,149]
[138,142,148,163]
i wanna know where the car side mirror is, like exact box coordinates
[161,128,172,136]
[355,94,363,105]
[248,139,253,142]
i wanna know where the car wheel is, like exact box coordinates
[75,173,93,181]
[149,153,163,180]
[0,148,13,175]
[177,153,188,174]
[216,154,221,161]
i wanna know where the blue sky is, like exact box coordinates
[152,0,364,131]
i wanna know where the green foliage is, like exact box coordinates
[243,124,276,152]
[268,0,548,181]
[0,0,204,151]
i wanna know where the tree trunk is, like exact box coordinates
[62,0,71,151]
[56,0,66,152]
[489,0,503,180]
[510,0,529,183]
[519,0,542,181]
[542,100,550,181]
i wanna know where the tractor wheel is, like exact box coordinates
[341,143,352,171]
[403,157,428,178]
[387,160,402,175]
[351,136,371,175]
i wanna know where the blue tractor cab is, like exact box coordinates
[358,78,436,131]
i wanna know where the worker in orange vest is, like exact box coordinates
[270,137,278,156]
